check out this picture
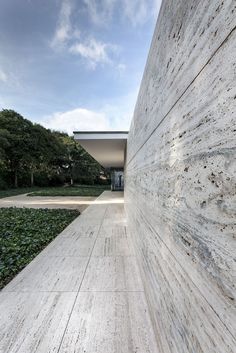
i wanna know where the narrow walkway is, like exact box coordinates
[0,191,158,353]
[0,194,96,212]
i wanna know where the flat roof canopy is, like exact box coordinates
[74,131,128,168]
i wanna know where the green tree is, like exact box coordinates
[52,132,103,186]
[25,124,64,186]
[0,110,34,187]
[0,109,106,189]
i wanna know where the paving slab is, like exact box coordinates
[40,237,95,257]
[0,292,76,353]
[98,224,128,238]
[58,216,101,239]
[3,256,89,292]
[59,291,158,353]
[0,194,96,212]
[80,256,144,292]
[0,191,159,353]
[92,236,135,256]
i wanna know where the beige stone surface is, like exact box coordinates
[126,0,236,352]
[0,191,158,353]
[40,237,94,257]
[0,194,96,212]
[92,236,135,256]
[80,256,143,292]
[3,256,88,292]
[59,292,157,353]
[0,292,76,353]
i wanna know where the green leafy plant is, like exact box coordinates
[28,185,110,197]
[0,109,109,189]
[0,207,79,289]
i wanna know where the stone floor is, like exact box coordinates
[0,194,96,212]
[0,191,158,353]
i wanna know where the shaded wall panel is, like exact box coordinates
[125,0,236,352]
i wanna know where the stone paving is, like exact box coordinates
[0,191,158,353]
[0,194,96,212]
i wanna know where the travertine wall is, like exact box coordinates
[125,1,236,352]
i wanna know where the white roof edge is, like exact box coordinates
[73,131,128,168]
[74,132,128,140]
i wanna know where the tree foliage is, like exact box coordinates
[0,207,79,289]
[0,109,106,189]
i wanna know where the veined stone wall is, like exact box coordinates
[125,1,236,352]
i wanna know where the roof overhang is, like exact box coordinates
[73,131,128,169]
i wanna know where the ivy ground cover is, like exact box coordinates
[0,207,79,289]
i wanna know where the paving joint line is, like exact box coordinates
[55,195,109,353]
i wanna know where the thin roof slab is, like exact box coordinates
[73,131,129,169]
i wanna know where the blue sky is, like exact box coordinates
[0,0,161,134]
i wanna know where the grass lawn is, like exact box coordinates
[0,187,41,199]
[28,185,110,197]
[0,207,79,289]
[0,185,110,199]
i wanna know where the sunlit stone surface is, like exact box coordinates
[125,0,236,352]
[0,192,158,353]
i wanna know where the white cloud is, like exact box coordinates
[122,0,148,26]
[43,108,110,135]
[117,63,126,73]
[122,0,162,26]
[51,0,119,69]
[0,69,7,83]
[51,0,73,48]
[84,0,162,27]
[70,38,118,69]
[50,0,162,69]
[51,0,80,49]
[41,89,138,135]
[51,0,162,51]
[83,0,116,26]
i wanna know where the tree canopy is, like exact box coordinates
[0,109,107,189]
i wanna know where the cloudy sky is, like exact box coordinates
[0,0,161,134]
